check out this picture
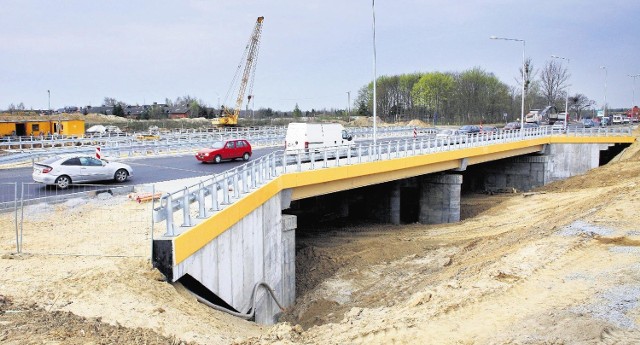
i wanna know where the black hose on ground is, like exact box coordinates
[192,281,286,320]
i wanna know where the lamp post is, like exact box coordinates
[628,74,639,109]
[47,90,51,114]
[371,0,377,144]
[490,36,525,136]
[346,91,351,124]
[551,55,570,125]
[600,66,608,117]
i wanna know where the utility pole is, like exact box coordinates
[346,91,351,124]
[600,66,608,117]
[628,74,639,109]
[371,0,377,144]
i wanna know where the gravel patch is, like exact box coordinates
[556,220,614,237]
[564,272,595,281]
[571,285,640,329]
[609,246,640,255]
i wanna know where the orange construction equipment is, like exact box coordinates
[212,16,264,126]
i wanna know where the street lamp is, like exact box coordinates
[47,90,51,113]
[628,74,639,109]
[600,66,608,117]
[551,55,570,125]
[346,91,351,124]
[371,0,377,144]
[490,36,525,135]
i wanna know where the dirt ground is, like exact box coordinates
[2,130,640,344]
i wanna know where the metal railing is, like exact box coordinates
[0,126,421,166]
[152,125,634,236]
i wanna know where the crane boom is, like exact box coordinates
[213,16,264,126]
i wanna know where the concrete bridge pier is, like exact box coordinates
[419,174,462,224]
[482,143,603,192]
[390,181,401,225]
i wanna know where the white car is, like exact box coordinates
[436,129,467,144]
[32,155,133,189]
[551,121,566,132]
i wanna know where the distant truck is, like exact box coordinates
[525,106,561,124]
[285,123,353,153]
[524,109,541,124]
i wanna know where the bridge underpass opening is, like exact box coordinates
[599,143,629,165]
[284,142,632,325]
[286,181,424,228]
[280,178,507,328]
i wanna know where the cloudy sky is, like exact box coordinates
[2,0,639,112]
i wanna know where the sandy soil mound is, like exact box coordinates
[1,133,640,344]
[407,119,430,127]
[351,116,390,127]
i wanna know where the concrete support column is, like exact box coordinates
[390,181,401,225]
[545,143,600,182]
[338,194,349,218]
[483,156,547,193]
[481,144,601,193]
[419,174,462,224]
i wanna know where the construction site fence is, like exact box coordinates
[0,182,155,259]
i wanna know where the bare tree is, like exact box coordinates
[540,60,570,106]
[516,57,537,95]
[103,97,118,107]
[569,93,596,119]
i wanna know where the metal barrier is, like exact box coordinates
[0,183,19,253]
[0,126,420,166]
[152,126,634,236]
[1,183,150,257]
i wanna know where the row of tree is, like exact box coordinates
[353,60,598,125]
[3,59,599,123]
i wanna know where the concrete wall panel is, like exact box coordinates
[216,230,233,305]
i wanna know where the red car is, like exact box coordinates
[195,139,252,163]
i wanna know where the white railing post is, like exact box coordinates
[222,174,230,204]
[323,150,328,168]
[252,161,259,188]
[181,187,193,227]
[310,151,316,170]
[242,167,249,193]
[210,181,219,212]
[197,182,207,218]
[233,169,240,199]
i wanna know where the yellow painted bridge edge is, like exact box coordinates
[171,134,635,265]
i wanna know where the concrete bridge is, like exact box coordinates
[151,127,635,323]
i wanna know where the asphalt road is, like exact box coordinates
[0,147,276,203]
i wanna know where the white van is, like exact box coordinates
[612,115,623,124]
[285,123,353,153]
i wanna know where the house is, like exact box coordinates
[169,106,189,119]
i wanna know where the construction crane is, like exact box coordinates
[213,16,264,126]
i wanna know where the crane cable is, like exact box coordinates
[222,38,252,113]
